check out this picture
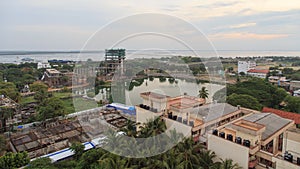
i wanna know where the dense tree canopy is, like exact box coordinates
[37,97,66,121]
[284,96,300,113]
[0,82,20,102]
[213,78,289,109]
[227,94,262,110]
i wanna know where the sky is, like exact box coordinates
[1,0,300,51]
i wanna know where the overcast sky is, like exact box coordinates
[1,0,300,51]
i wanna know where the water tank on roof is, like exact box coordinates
[219,132,225,138]
[212,129,218,136]
[168,113,173,119]
[183,119,188,125]
[243,140,250,147]
[172,115,177,121]
[177,117,182,123]
[289,154,293,162]
[235,137,242,144]
[227,134,233,141]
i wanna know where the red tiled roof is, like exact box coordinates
[247,69,269,74]
[262,107,300,124]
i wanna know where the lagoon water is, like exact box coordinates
[95,77,225,106]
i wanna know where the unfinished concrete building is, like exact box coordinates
[9,119,89,158]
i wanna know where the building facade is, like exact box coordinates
[238,61,256,74]
[247,69,269,78]
[208,113,295,169]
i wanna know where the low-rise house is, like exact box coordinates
[247,69,269,78]
[290,81,300,91]
[293,89,300,97]
[268,76,290,87]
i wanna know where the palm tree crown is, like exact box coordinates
[199,87,209,99]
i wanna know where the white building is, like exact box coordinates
[238,61,256,74]
[290,81,300,91]
[247,69,269,78]
[208,113,295,169]
[37,62,51,69]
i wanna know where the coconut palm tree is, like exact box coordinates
[119,120,137,137]
[138,117,166,138]
[198,87,209,99]
[176,138,202,169]
[219,159,242,169]
[198,150,220,169]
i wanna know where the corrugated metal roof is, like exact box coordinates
[243,113,292,140]
[191,103,239,122]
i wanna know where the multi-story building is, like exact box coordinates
[37,62,51,69]
[42,69,62,87]
[208,113,295,169]
[136,92,248,142]
[238,61,256,74]
[42,69,86,88]
[272,127,300,168]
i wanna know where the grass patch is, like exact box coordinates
[20,96,36,105]
[21,91,99,114]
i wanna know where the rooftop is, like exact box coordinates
[232,119,265,132]
[46,69,61,74]
[140,92,170,100]
[262,107,300,124]
[247,69,269,74]
[190,103,239,122]
[243,113,292,140]
[168,95,204,109]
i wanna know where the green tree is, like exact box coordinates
[0,82,20,102]
[70,142,85,160]
[0,107,14,132]
[0,152,30,169]
[38,97,66,121]
[199,150,220,169]
[30,82,49,103]
[77,149,105,169]
[239,72,246,76]
[29,81,48,92]
[0,135,6,156]
[284,96,300,113]
[219,159,242,169]
[139,117,166,137]
[227,93,262,110]
[199,87,209,100]
[25,157,56,169]
[119,120,137,137]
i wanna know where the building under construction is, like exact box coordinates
[99,49,126,77]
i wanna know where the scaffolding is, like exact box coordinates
[104,49,126,75]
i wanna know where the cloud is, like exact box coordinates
[229,22,257,29]
[209,32,290,40]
